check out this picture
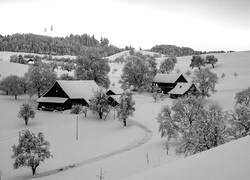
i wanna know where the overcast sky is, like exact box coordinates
[0,0,249,51]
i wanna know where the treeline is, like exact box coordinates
[0,33,122,57]
[150,44,229,57]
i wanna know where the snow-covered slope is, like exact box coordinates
[0,61,28,80]
[125,135,250,180]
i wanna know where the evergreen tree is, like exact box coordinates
[117,90,135,126]
[12,130,52,175]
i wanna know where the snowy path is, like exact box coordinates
[24,120,152,179]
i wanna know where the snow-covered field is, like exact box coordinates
[0,50,250,180]
[125,135,250,180]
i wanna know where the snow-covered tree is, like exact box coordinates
[190,55,205,70]
[18,103,35,126]
[120,53,156,91]
[192,68,218,97]
[159,57,177,74]
[235,87,250,107]
[12,130,52,175]
[152,85,163,102]
[25,63,57,97]
[75,54,110,89]
[158,96,228,156]
[229,105,250,138]
[157,105,178,141]
[0,75,26,99]
[61,62,75,72]
[89,89,110,119]
[205,55,218,68]
[117,90,135,126]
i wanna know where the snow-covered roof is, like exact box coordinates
[153,73,184,83]
[110,95,120,102]
[168,83,195,95]
[57,80,99,100]
[37,97,68,103]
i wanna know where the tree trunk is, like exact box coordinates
[15,94,17,100]
[25,117,28,126]
[99,112,103,119]
[37,88,41,98]
[123,119,126,127]
[32,166,36,175]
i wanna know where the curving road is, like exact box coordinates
[25,120,152,180]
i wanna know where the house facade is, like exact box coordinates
[37,80,99,111]
[152,73,188,94]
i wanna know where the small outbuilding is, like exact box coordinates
[152,73,188,94]
[37,80,99,111]
[106,88,122,107]
[168,82,199,98]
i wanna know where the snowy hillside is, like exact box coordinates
[125,135,250,180]
[0,61,28,80]
[0,50,249,180]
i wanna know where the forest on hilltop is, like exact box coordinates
[0,33,122,57]
[151,44,227,57]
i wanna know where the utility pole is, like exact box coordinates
[76,115,78,140]
[97,168,104,180]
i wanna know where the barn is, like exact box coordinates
[168,82,199,98]
[37,80,99,111]
[152,73,188,94]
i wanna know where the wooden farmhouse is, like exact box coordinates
[168,82,199,98]
[152,73,188,94]
[37,80,99,111]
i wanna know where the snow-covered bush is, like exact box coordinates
[71,104,88,117]
[117,90,135,127]
[18,103,35,126]
[12,130,52,175]
[221,73,226,79]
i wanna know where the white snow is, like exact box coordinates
[125,135,250,180]
[0,50,250,180]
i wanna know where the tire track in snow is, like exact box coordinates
[24,120,152,180]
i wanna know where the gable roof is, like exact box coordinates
[168,82,196,95]
[153,73,185,83]
[56,80,99,100]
